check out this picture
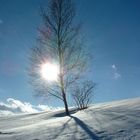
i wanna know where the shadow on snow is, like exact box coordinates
[70,115,100,140]
[51,113,100,140]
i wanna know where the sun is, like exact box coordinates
[40,62,59,81]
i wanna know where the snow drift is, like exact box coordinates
[0,97,140,140]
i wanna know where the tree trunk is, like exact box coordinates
[57,6,69,115]
[62,89,69,116]
[60,73,70,115]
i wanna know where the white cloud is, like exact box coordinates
[0,98,63,116]
[37,104,63,111]
[111,64,121,79]
[111,64,117,70]
[114,72,121,79]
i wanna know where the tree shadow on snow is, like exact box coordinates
[0,131,14,135]
[51,117,73,139]
[70,115,100,140]
[51,114,100,140]
[52,109,77,117]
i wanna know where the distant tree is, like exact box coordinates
[28,0,88,116]
[72,81,95,110]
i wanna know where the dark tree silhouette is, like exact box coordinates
[72,81,95,110]
[29,0,89,115]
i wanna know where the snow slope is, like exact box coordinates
[0,97,140,140]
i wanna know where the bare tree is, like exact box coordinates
[28,0,88,115]
[72,81,95,110]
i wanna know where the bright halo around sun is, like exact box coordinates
[41,62,59,81]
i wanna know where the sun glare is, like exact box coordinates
[41,63,59,81]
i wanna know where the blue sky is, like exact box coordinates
[0,0,140,107]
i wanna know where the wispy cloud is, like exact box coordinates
[111,64,117,70]
[0,98,64,116]
[114,72,121,79]
[111,64,121,79]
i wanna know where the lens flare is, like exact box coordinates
[41,63,59,81]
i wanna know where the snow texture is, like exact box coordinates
[0,97,140,140]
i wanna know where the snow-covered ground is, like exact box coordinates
[0,97,140,140]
